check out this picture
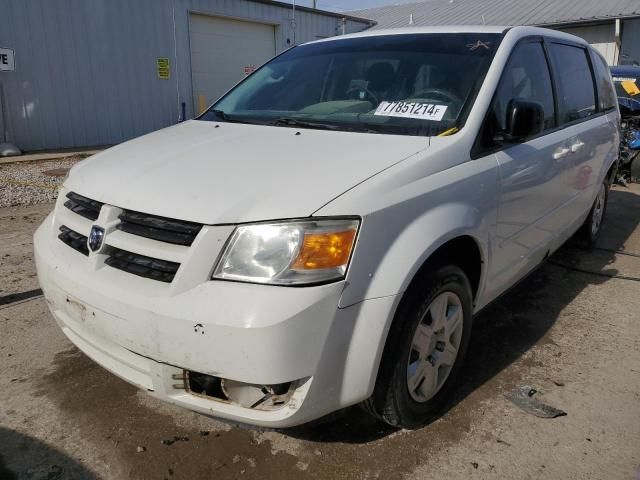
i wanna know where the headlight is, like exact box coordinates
[212,218,359,285]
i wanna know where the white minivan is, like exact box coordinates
[34,26,619,428]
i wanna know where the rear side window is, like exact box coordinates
[591,52,617,111]
[548,43,597,123]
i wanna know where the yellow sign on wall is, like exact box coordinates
[157,58,170,80]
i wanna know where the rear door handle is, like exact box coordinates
[553,147,570,160]
[570,141,585,153]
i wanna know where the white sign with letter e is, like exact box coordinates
[0,47,15,71]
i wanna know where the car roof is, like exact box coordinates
[305,25,588,47]
[308,25,507,44]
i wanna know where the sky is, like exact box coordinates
[279,0,424,12]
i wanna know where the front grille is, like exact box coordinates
[59,192,193,283]
[104,246,180,283]
[58,226,89,256]
[64,192,103,221]
[116,210,202,246]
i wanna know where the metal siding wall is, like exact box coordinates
[558,24,618,65]
[621,19,640,65]
[0,0,370,151]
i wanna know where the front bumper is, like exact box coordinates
[34,209,398,427]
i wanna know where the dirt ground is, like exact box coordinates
[1,185,640,480]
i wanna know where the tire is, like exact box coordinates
[364,265,473,428]
[575,180,608,248]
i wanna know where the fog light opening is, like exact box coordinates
[185,370,298,411]
[221,379,293,410]
[186,371,225,398]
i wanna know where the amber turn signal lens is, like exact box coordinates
[291,229,357,270]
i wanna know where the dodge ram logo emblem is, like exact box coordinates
[88,226,105,252]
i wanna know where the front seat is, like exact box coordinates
[365,62,396,101]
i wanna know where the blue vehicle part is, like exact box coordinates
[611,66,640,112]
[610,65,640,78]
[629,130,640,149]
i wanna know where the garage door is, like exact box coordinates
[189,14,276,115]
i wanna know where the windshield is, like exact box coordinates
[200,33,502,136]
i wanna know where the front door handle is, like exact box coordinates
[570,141,585,153]
[553,147,570,160]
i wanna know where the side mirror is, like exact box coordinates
[495,99,545,143]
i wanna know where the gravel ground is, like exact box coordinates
[0,156,87,208]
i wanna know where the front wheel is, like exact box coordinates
[575,180,608,248]
[364,265,473,428]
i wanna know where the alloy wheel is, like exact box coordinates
[591,183,606,236]
[406,291,464,402]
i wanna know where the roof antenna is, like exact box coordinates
[409,13,414,25]
[481,14,486,25]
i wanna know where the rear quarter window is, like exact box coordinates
[591,53,617,111]
[548,43,597,124]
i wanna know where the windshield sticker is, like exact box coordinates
[374,101,448,121]
[613,77,636,83]
[467,40,491,51]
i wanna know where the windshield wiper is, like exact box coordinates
[273,117,378,133]
[211,109,231,121]
[273,117,343,131]
[211,109,264,126]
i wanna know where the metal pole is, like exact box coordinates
[615,18,621,65]
[292,0,296,45]
[0,81,5,143]
[172,4,182,122]
[0,78,21,156]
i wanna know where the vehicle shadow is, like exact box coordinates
[287,186,640,444]
[0,427,98,480]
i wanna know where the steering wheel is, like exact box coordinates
[346,86,379,105]
[410,88,463,107]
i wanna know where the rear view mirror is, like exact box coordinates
[495,99,545,143]
[269,64,288,80]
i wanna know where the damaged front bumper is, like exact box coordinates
[34,212,397,427]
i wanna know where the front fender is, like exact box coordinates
[341,202,490,308]
[330,150,500,308]
[315,150,500,402]
[335,202,493,404]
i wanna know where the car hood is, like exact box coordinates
[65,120,429,224]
